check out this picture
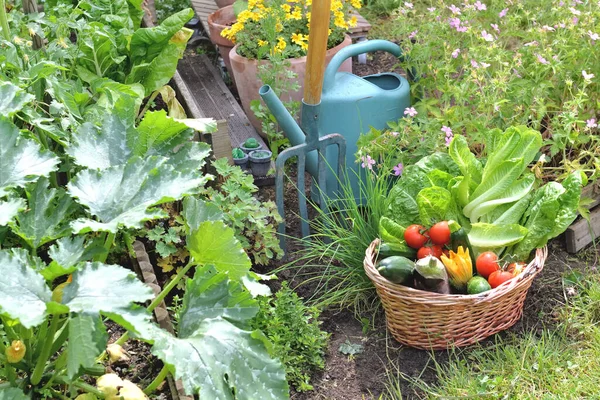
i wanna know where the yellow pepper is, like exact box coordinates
[5,340,26,363]
[441,246,473,291]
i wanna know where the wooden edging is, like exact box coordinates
[565,181,600,253]
[131,241,193,400]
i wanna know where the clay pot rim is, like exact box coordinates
[230,34,352,64]
[207,4,235,29]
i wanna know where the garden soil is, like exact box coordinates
[259,172,594,399]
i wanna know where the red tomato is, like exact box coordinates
[476,251,500,279]
[417,245,443,259]
[429,221,451,245]
[488,270,514,288]
[404,224,429,249]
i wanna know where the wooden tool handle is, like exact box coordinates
[303,0,332,105]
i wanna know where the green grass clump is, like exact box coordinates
[251,283,329,392]
[382,274,600,399]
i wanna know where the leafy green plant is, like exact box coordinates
[202,158,283,265]
[251,283,329,392]
[146,225,184,258]
[155,0,192,24]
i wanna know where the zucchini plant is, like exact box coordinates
[0,1,289,398]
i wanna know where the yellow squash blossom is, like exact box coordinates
[5,340,26,363]
[441,246,473,291]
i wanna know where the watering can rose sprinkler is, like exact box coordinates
[259,0,411,247]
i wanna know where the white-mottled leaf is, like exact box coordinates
[0,198,26,226]
[67,313,108,378]
[0,82,34,115]
[0,250,51,328]
[0,118,59,197]
[67,156,208,233]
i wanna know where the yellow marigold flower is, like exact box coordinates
[276,22,283,32]
[306,0,312,5]
[290,7,302,20]
[350,0,362,9]
[349,15,358,27]
[306,11,311,22]
[300,41,308,50]
[281,4,291,12]
[331,0,343,11]
[5,340,26,364]
[291,32,306,45]
[276,36,287,53]
[258,39,268,46]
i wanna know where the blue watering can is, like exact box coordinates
[260,39,411,202]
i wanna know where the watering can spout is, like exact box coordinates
[259,85,306,148]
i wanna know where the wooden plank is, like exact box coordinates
[349,12,371,35]
[566,205,600,253]
[190,0,218,32]
[205,120,233,162]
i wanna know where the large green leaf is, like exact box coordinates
[182,196,224,233]
[487,193,533,225]
[386,166,430,227]
[179,266,258,336]
[150,319,289,400]
[550,172,584,239]
[0,118,59,197]
[0,388,29,399]
[134,110,191,156]
[67,313,108,378]
[0,250,51,328]
[9,178,76,249]
[67,156,208,233]
[468,223,528,250]
[187,221,251,279]
[77,23,125,79]
[62,262,154,313]
[103,305,157,340]
[0,82,34,115]
[449,135,482,184]
[0,198,26,226]
[468,174,535,222]
[417,186,454,227]
[42,236,104,281]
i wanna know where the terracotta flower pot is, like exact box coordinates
[215,0,236,8]
[207,5,236,85]
[229,35,353,136]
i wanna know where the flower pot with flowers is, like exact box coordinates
[222,0,360,134]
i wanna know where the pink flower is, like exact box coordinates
[536,54,549,64]
[448,4,461,15]
[452,48,461,58]
[404,2,413,9]
[441,126,453,136]
[588,31,599,41]
[404,107,418,117]
[582,70,595,80]
[390,131,400,136]
[393,163,404,176]
[542,25,555,32]
[481,30,494,41]
[499,8,508,18]
[559,22,566,28]
[457,26,468,32]
[361,155,376,170]
[480,61,491,68]
[427,7,436,12]
[449,17,461,29]
[586,118,598,128]
[471,59,479,68]
[474,1,487,11]
[569,7,581,15]
[572,17,579,24]
[408,30,418,39]
[524,41,538,46]
[491,23,500,32]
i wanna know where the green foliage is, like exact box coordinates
[202,158,283,265]
[252,284,329,392]
[146,225,182,258]
[155,0,192,24]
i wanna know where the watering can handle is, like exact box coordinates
[322,40,403,93]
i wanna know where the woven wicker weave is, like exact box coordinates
[364,239,547,350]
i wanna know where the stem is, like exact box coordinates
[143,364,169,395]
[30,316,61,385]
[136,90,160,123]
[1,318,19,342]
[54,376,105,398]
[5,364,16,386]
[97,231,116,263]
[0,0,10,41]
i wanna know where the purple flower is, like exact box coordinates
[448,4,461,15]
[427,7,436,12]
[536,54,549,65]
[474,1,487,11]
[452,48,461,58]
[586,118,598,128]
[390,131,400,136]
[404,107,418,117]
[408,30,418,39]
[441,126,453,136]
[491,23,500,32]
[449,17,461,29]
[499,8,508,18]
[559,0,564,5]
[481,30,494,41]
[572,16,579,24]
[471,59,479,68]
[569,7,581,15]
[393,163,404,176]
[457,26,468,32]
[361,155,376,170]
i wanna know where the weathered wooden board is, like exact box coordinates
[190,0,218,33]
[566,205,600,253]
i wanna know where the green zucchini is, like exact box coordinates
[448,220,476,274]
[378,242,416,259]
[377,256,415,285]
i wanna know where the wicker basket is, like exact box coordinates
[364,239,547,350]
